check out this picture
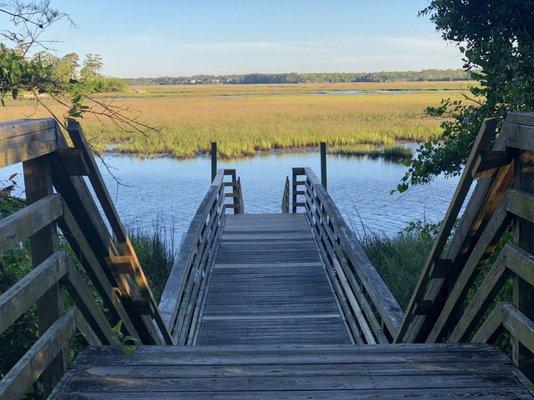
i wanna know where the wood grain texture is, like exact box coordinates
[49,343,532,399]
[196,213,351,345]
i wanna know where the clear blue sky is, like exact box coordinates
[36,1,462,77]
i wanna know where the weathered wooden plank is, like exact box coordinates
[0,308,76,400]
[507,189,534,223]
[473,302,534,356]
[507,123,534,151]
[23,153,66,391]
[0,118,59,167]
[58,202,140,342]
[511,148,534,381]
[49,388,534,400]
[66,120,173,345]
[397,118,497,342]
[427,197,511,343]
[0,251,67,336]
[0,193,62,253]
[53,372,520,392]
[54,360,516,379]
[62,262,119,345]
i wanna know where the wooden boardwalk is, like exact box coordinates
[51,343,532,399]
[196,213,351,345]
[49,213,532,399]
[1,116,533,400]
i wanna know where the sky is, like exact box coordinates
[8,0,464,77]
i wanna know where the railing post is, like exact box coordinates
[292,168,298,213]
[512,148,534,381]
[320,142,327,190]
[211,142,217,182]
[22,150,65,393]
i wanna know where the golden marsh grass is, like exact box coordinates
[0,82,470,158]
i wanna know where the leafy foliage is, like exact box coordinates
[398,0,534,192]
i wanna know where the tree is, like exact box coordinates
[0,1,146,131]
[397,0,534,192]
[80,53,102,82]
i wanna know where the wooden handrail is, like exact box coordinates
[159,169,243,343]
[0,252,67,336]
[0,194,62,253]
[0,118,60,168]
[292,167,404,341]
[0,308,95,400]
[473,302,534,355]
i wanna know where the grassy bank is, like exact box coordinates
[0,81,471,159]
[360,222,438,309]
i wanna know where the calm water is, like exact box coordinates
[3,152,459,249]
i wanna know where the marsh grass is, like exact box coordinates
[128,220,176,302]
[361,229,434,309]
[0,82,471,159]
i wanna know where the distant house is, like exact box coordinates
[19,91,49,100]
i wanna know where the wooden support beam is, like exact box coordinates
[397,118,497,343]
[56,147,89,176]
[512,149,534,380]
[23,153,66,393]
[474,150,512,179]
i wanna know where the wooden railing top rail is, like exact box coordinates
[159,169,225,329]
[0,118,60,168]
[294,167,404,340]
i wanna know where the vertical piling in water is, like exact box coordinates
[211,142,217,181]
[320,142,327,190]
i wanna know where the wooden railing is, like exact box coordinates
[0,118,173,398]
[396,112,534,381]
[159,168,243,344]
[292,167,404,342]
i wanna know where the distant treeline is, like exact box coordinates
[127,69,471,85]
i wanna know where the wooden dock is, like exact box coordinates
[196,213,351,345]
[50,343,531,399]
[0,115,533,400]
